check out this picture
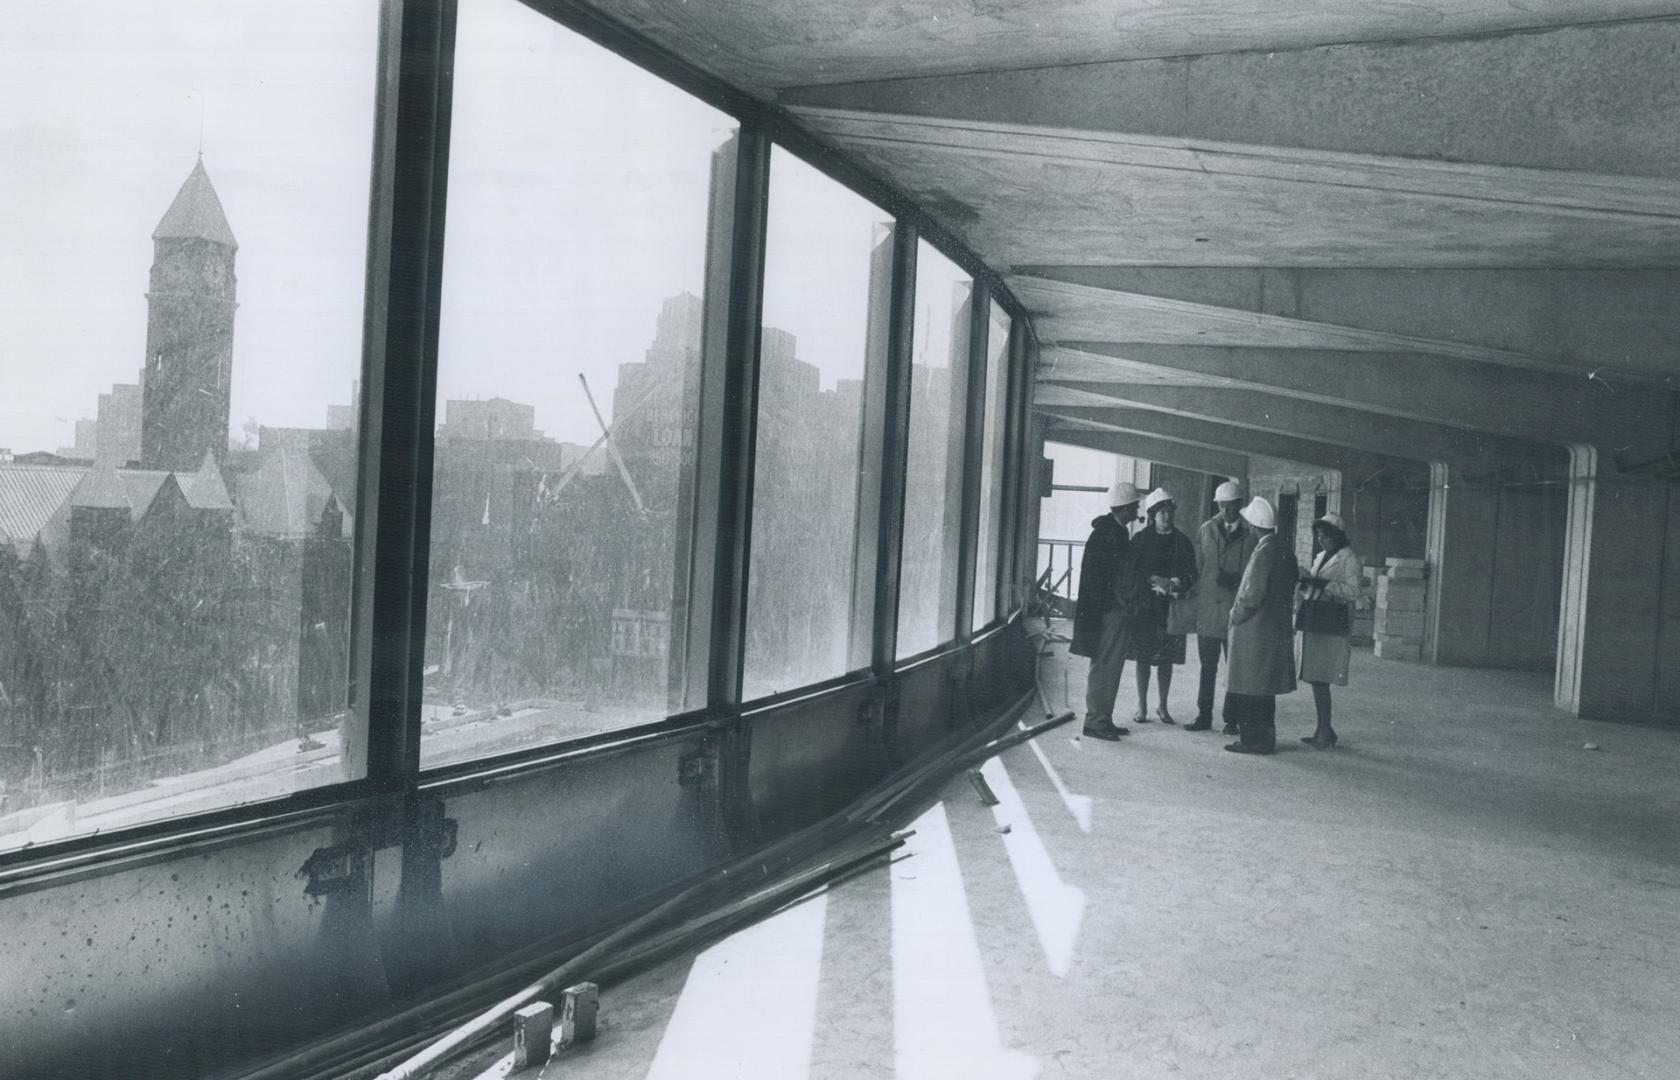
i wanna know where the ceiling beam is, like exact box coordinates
[1048,342,1670,450]
[1015,267,1680,386]
[782,18,1680,180]
[1041,425,1247,479]
[1037,381,1556,472]
[1039,405,1411,475]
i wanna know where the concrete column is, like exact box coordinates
[1422,463,1500,666]
[1555,446,1677,722]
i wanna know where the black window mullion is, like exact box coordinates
[952,282,992,643]
[360,0,457,790]
[705,127,772,714]
[994,318,1025,621]
[871,224,919,674]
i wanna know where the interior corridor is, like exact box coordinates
[470,636,1680,1080]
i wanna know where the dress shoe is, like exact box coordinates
[1133,711,1153,723]
[1221,722,1240,735]
[1184,717,1213,731]
[1082,720,1125,741]
[1223,742,1273,755]
[1156,708,1176,725]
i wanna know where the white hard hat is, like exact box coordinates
[1310,510,1350,537]
[1239,496,1276,530]
[1142,487,1175,515]
[1214,479,1242,503]
[1107,480,1142,508]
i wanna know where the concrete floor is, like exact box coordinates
[485,640,1680,1080]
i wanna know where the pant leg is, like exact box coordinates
[1252,695,1277,751]
[1084,610,1127,723]
[1196,634,1224,718]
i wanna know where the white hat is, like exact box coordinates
[1142,487,1175,515]
[1107,480,1142,508]
[1214,479,1242,503]
[1312,511,1347,538]
[1239,496,1276,530]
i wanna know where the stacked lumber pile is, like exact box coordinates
[1373,557,1427,660]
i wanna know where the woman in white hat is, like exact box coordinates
[1224,496,1299,754]
[1126,487,1198,724]
[1296,512,1366,749]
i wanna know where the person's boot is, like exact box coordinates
[1082,717,1128,741]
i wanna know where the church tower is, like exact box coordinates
[140,157,238,471]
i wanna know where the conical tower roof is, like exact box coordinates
[153,158,238,249]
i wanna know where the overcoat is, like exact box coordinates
[1192,514,1260,640]
[1070,514,1143,659]
[1226,532,1299,696]
[1126,525,1197,663]
[1297,546,1365,685]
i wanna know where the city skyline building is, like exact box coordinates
[140,158,239,472]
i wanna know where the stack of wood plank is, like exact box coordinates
[1374,557,1427,660]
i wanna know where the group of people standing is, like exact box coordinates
[1071,480,1364,755]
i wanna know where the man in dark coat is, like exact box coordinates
[1071,481,1144,740]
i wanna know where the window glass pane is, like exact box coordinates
[421,0,735,769]
[742,150,891,701]
[896,243,973,659]
[0,0,376,850]
[1036,443,1143,605]
[972,302,1011,631]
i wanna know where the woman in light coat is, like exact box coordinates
[1224,497,1298,755]
[1296,513,1365,750]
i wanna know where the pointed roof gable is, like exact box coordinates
[68,460,132,512]
[153,158,238,249]
[137,472,190,522]
[118,471,168,512]
[236,448,347,538]
[181,451,235,511]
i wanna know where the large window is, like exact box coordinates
[741,150,891,701]
[420,0,736,768]
[972,301,1012,631]
[896,243,974,659]
[0,0,376,850]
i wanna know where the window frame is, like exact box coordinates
[0,0,1036,873]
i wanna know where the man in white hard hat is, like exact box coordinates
[1185,479,1259,733]
[1070,480,1145,740]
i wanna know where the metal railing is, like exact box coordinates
[1034,538,1084,618]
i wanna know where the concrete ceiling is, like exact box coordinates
[787,108,1680,270]
[586,0,1680,463]
[598,1,1680,87]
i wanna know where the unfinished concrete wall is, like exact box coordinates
[1558,448,1680,725]
[1425,465,1565,674]
[1147,463,1212,521]
[1488,481,1568,671]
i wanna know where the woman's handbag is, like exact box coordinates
[1167,595,1198,636]
[1295,597,1350,635]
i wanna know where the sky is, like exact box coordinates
[1,0,378,455]
[2,0,973,457]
